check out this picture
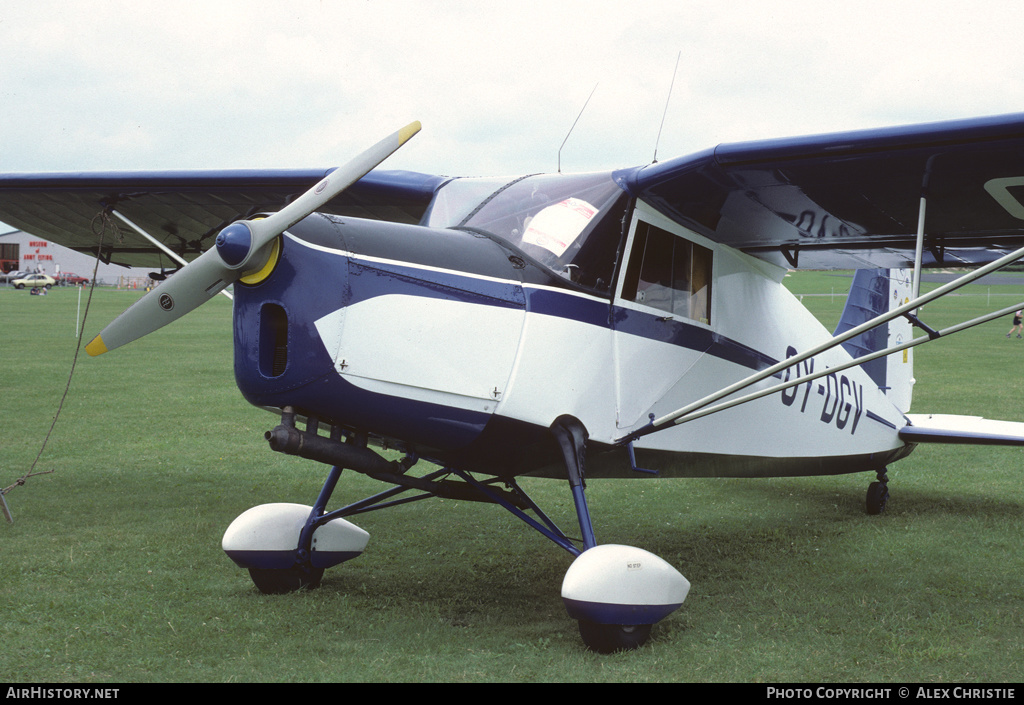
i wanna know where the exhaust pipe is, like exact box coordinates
[265,408,397,475]
[264,408,529,508]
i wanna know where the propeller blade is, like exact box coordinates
[85,248,230,356]
[86,121,421,357]
[253,121,421,248]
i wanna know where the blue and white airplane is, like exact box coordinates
[3,113,1024,652]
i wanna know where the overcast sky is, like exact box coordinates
[2,0,1023,180]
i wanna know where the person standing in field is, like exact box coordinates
[1007,310,1023,338]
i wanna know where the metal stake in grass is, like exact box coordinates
[1,490,12,524]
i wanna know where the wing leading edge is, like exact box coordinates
[5,113,1024,271]
[0,169,449,268]
[616,112,1024,270]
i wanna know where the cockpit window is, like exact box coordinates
[620,220,713,324]
[423,172,629,293]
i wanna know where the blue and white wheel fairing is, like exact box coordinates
[222,502,370,573]
[561,544,689,650]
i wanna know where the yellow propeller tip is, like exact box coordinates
[399,121,422,145]
[85,335,108,357]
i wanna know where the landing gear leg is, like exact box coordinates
[551,415,596,551]
[866,468,890,515]
[551,416,689,653]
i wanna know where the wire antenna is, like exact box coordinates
[559,83,598,173]
[653,51,682,164]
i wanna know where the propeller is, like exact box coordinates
[85,121,421,357]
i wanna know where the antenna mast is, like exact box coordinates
[559,83,598,173]
[653,52,681,164]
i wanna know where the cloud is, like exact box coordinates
[1,0,1023,177]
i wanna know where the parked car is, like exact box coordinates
[1,269,28,283]
[12,273,56,289]
[58,272,90,285]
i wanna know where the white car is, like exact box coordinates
[12,273,56,289]
[1,270,28,283]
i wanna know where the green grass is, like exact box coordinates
[1,277,1023,682]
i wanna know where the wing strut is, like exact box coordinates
[618,243,1024,444]
[913,196,926,303]
[110,209,233,301]
[638,299,1024,432]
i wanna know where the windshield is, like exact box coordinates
[424,172,628,293]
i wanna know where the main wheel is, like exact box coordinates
[866,481,889,515]
[578,620,653,653]
[248,566,324,594]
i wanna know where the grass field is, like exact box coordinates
[1,274,1023,683]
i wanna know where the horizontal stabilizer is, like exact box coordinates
[900,414,1024,445]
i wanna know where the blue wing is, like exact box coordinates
[616,112,1024,269]
[4,113,1024,271]
[0,168,448,268]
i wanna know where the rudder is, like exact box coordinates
[833,269,915,413]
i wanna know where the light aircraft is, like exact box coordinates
[3,113,1024,652]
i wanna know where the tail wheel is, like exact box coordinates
[866,481,889,515]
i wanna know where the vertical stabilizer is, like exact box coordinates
[833,269,915,413]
